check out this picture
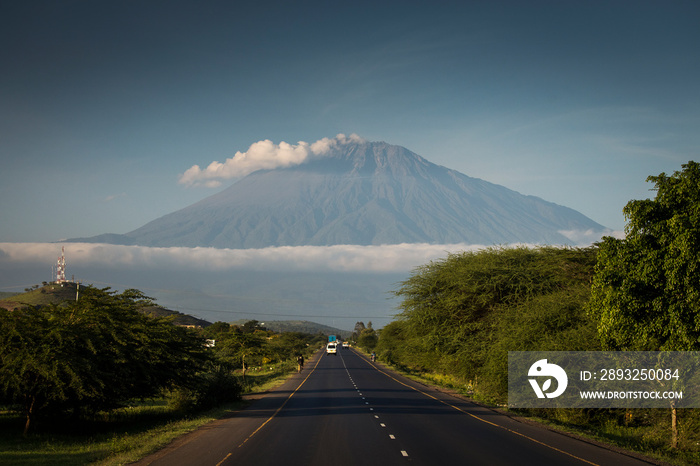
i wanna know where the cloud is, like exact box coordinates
[104,192,127,202]
[0,242,481,274]
[0,235,610,279]
[179,133,366,187]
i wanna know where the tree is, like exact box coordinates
[590,161,700,351]
[0,287,210,434]
[241,320,265,333]
[386,245,598,400]
[394,247,593,371]
[589,161,700,447]
[268,332,314,362]
[214,327,265,385]
[357,327,378,351]
[204,321,231,340]
[351,322,366,342]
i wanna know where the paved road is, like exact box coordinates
[137,349,656,466]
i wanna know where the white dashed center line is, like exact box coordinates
[342,352,410,460]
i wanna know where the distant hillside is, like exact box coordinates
[0,285,353,333]
[0,283,210,327]
[139,305,211,328]
[0,282,80,311]
[230,319,351,338]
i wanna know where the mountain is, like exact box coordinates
[69,140,606,247]
[231,320,352,338]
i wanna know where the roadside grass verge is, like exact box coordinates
[0,404,237,466]
[237,359,299,394]
[0,358,306,466]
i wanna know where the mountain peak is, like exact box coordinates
[69,137,608,248]
[302,140,447,185]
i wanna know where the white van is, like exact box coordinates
[326,342,338,355]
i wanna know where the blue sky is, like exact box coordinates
[2,0,699,242]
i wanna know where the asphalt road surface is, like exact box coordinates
[137,348,656,466]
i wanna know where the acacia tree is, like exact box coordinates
[214,326,266,385]
[392,246,596,381]
[0,287,209,435]
[589,161,700,447]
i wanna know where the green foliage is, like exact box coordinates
[205,321,323,366]
[168,364,242,412]
[203,320,324,390]
[213,327,267,372]
[482,286,599,399]
[0,305,324,461]
[206,321,232,336]
[379,246,599,401]
[267,332,319,361]
[590,161,700,351]
[357,327,378,351]
[0,287,210,434]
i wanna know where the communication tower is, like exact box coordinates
[56,246,66,284]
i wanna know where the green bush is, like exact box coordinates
[0,287,210,434]
[195,367,242,410]
[378,246,599,402]
[167,365,241,413]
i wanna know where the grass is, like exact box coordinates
[237,359,299,394]
[0,402,250,466]
[516,408,700,466]
[0,283,79,309]
[0,358,306,466]
[0,406,225,466]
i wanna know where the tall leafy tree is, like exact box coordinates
[0,287,209,434]
[213,326,266,384]
[357,327,378,351]
[590,161,700,351]
[589,161,700,447]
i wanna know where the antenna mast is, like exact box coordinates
[56,246,66,285]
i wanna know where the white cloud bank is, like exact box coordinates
[0,242,482,274]
[179,133,365,187]
[0,231,618,278]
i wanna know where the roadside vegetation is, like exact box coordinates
[375,162,700,465]
[0,287,324,465]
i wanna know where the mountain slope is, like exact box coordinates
[70,140,606,247]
